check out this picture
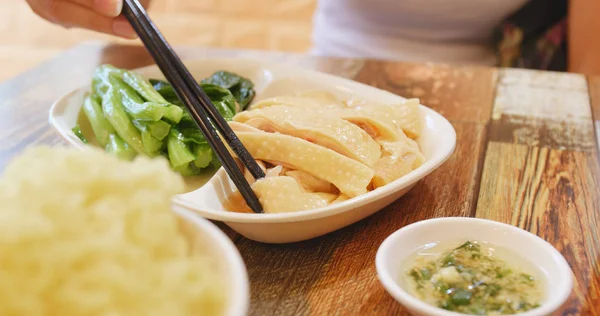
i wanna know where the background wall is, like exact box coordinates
[0,0,317,82]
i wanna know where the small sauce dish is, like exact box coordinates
[375,217,573,316]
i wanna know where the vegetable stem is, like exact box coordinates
[82,93,115,147]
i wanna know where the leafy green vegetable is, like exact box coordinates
[102,78,145,154]
[105,134,137,161]
[145,120,171,140]
[149,79,182,106]
[77,65,255,177]
[149,79,238,121]
[71,125,88,144]
[82,93,115,147]
[201,70,255,109]
[192,143,213,169]
[166,128,196,169]
[200,83,237,121]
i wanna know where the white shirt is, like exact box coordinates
[311,0,530,65]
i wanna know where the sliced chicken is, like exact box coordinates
[250,96,332,110]
[233,131,374,197]
[295,90,342,106]
[234,106,381,167]
[284,170,338,194]
[228,121,263,133]
[224,91,426,213]
[251,96,421,139]
[251,176,338,213]
[328,107,425,188]
[242,159,267,185]
[344,98,422,139]
[331,194,350,204]
[372,140,425,188]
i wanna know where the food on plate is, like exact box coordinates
[225,92,425,213]
[0,146,225,315]
[74,65,256,176]
[402,240,544,315]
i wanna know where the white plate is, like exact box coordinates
[173,207,248,316]
[49,58,456,244]
[375,217,573,316]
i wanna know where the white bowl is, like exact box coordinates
[174,207,249,316]
[375,217,574,316]
[49,58,456,244]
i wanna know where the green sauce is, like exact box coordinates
[403,241,543,315]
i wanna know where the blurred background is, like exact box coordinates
[1,0,316,82]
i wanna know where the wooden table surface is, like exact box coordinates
[1,42,599,316]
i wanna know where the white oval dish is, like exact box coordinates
[49,58,456,244]
[375,217,574,316]
[174,207,248,316]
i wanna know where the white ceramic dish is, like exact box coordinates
[49,58,456,244]
[375,217,574,316]
[174,207,248,316]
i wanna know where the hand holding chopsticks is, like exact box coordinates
[122,0,265,213]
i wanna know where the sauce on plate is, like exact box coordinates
[401,240,544,315]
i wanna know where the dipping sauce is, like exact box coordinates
[402,240,544,315]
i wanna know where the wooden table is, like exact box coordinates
[1,42,599,315]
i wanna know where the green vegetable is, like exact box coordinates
[201,70,256,109]
[71,125,88,144]
[149,79,182,105]
[98,67,182,124]
[450,289,472,305]
[495,267,512,278]
[456,241,480,252]
[105,134,137,161]
[200,84,237,120]
[146,120,171,140]
[420,268,432,280]
[121,71,170,104]
[485,283,502,296]
[442,254,455,266]
[192,143,213,169]
[435,282,449,294]
[77,65,255,177]
[92,66,121,98]
[82,93,115,147]
[166,128,196,169]
[409,269,420,282]
[101,82,145,154]
[149,79,238,122]
[132,120,164,155]
[520,273,535,283]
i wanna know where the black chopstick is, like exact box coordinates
[122,0,265,213]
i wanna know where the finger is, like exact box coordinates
[112,15,137,39]
[68,0,123,18]
[50,1,136,38]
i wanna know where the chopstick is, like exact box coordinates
[122,0,265,213]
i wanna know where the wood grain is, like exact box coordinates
[489,69,596,151]
[236,122,489,315]
[588,75,600,150]
[352,60,498,123]
[476,68,600,315]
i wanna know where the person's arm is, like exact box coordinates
[568,0,600,75]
